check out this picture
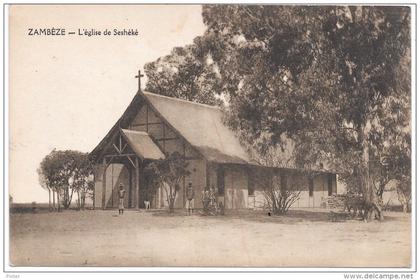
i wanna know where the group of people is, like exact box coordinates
[116,182,196,215]
[184,184,225,215]
[116,182,223,216]
[202,186,224,215]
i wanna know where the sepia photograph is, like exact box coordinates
[4,3,415,273]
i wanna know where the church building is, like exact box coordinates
[90,78,338,210]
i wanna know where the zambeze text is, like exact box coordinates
[28,28,66,36]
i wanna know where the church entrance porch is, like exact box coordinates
[91,128,165,210]
[99,161,162,210]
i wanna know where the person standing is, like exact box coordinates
[202,188,210,214]
[186,182,195,215]
[118,184,126,215]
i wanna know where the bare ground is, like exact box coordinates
[9,209,411,267]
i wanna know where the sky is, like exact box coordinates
[9,5,206,202]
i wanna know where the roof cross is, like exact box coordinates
[135,70,144,91]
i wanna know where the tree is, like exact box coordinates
[37,168,53,211]
[39,150,94,211]
[396,179,411,213]
[197,5,411,221]
[69,152,94,210]
[38,149,69,211]
[145,152,190,213]
[386,143,411,212]
[261,170,305,215]
[58,151,78,209]
[143,6,410,220]
[250,145,306,215]
[144,44,223,106]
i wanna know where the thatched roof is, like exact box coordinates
[143,91,252,164]
[90,91,253,165]
[121,129,165,160]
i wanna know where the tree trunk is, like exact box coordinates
[69,187,75,209]
[63,187,68,209]
[48,188,51,211]
[169,196,175,213]
[65,187,71,209]
[57,190,61,212]
[62,186,75,209]
[77,191,80,210]
[66,187,70,209]
[397,186,410,213]
[359,125,383,221]
[52,190,56,211]
[169,188,177,213]
[399,195,409,213]
[80,191,84,210]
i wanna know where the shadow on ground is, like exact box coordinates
[150,208,401,224]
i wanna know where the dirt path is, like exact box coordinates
[9,209,411,267]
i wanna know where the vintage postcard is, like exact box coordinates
[5,3,415,274]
